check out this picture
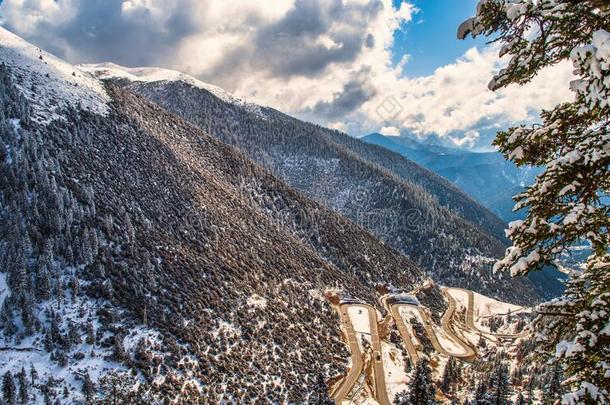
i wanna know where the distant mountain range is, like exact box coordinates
[362,133,541,222]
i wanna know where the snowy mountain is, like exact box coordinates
[362,133,541,223]
[1,27,431,402]
[0,25,570,405]
[83,64,546,304]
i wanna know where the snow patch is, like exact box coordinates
[246,294,268,309]
[0,272,8,308]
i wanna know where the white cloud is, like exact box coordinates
[379,126,400,136]
[450,130,479,148]
[0,0,574,149]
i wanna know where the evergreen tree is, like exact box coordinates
[97,370,139,404]
[311,374,333,404]
[459,2,610,402]
[407,358,437,405]
[543,364,563,405]
[441,357,460,393]
[70,275,79,303]
[488,362,511,405]
[113,335,127,362]
[3,371,16,405]
[472,382,492,405]
[35,264,52,300]
[0,300,16,336]
[525,376,535,405]
[30,364,38,385]
[515,393,526,405]
[17,367,27,404]
[86,321,95,345]
[394,390,409,405]
[68,320,81,345]
[82,372,95,404]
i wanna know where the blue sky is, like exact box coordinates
[392,0,485,77]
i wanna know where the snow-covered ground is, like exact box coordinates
[446,287,529,333]
[0,26,109,124]
[447,288,469,311]
[246,294,268,309]
[432,324,469,356]
[398,306,424,347]
[473,292,526,318]
[0,272,8,308]
[381,341,409,400]
[0,284,160,403]
[348,305,371,349]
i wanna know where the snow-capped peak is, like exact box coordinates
[80,62,267,118]
[0,26,110,124]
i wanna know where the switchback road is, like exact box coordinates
[389,303,476,361]
[445,288,528,340]
[331,304,364,404]
[331,303,391,405]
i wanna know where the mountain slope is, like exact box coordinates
[83,65,540,304]
[0,27,427,403]
[362,133,541,222]
[361,134,567,299]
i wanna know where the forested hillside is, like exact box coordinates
[88,68,541,304]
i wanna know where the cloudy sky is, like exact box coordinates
[0,0,573,150]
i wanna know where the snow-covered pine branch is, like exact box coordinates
[459,1,610,402]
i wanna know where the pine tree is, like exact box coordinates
[407,358,437,405]
[311,374,333,404]
[515,393,526,405]
[0,299,16,336]
[459,2,610,402]
[488,362,511,405]
[543,364,563,405]
[525,376,535,405]
[3,371,16,405]
[68,320,81,345]
[394,390,409,405]
[441,357,459,393]
[70,275,79,303]
[86,321,95,345]
[17,367,27,404]
[30,364,38,385]
[472,382,492,405]
[97,371,138,404]
[113,335,127,362]
[35,264,52,300]
[82,373,95,404]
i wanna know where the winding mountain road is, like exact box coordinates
[389,304,420,365]
[331,288,528,404]
[331,304,364,404]
[331,304,391,405]
[390,303,476,361]
[445,288,528,340]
